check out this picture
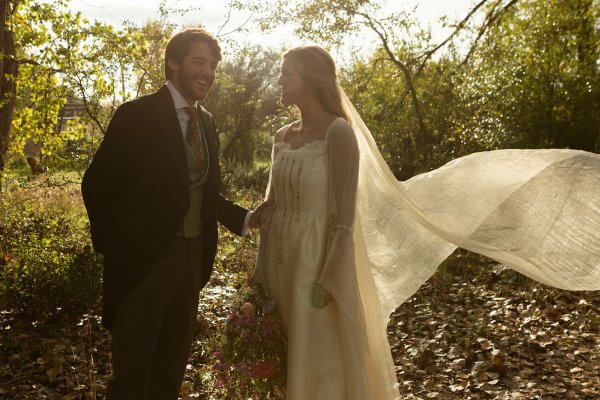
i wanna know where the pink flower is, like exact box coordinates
[226,312,243,327]
[240,302,256,318]
[214,377,225,388]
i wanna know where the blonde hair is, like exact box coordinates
[283,46,349,121]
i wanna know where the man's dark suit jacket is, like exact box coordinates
[82,85,247,330]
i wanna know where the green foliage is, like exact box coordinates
[0,184,102,320]
[342,50,482,177]
[245,0,385,47]
[221,157,271,197]
[238,0,600,177]
[458,0,600,151]
[42,133,99,172]
[5,0,177,172]
[126,15,177,96]
[10,0,100,156]
[204,46,284,166]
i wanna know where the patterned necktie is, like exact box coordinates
[184,106,207,172]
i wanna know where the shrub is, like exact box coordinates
[0,183,102,320]
[221,157,270,194]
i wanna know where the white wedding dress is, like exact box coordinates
[254,117,400,399]
[253,90,600,400]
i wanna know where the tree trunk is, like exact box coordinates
[0,1,17,191]
[0,0,6,76]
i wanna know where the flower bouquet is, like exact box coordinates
[205,284,287,399]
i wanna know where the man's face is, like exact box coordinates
[168,41,218,104]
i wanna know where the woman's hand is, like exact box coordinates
[248,199,275,229]
[312,282,333,308]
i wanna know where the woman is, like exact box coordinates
[250,45,401,399]
[250,46,600,399]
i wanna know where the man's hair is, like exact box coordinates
[164,28,222,80]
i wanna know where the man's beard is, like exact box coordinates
[177,68,212,102]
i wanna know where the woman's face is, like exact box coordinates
[277,58,311,105]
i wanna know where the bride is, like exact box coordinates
[248,45,600,399]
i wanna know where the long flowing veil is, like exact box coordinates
[339,88,600,321]
[256,86,600,400]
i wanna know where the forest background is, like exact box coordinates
[0,0,599,398]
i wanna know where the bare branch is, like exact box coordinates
[356,11,431,156]
[217,2,234,37]
[218,11,256,38]
[135,18,170,97]
[459,0,520,68]
[411,0,522,77]
[72,74,107,136]
[348,56,389,94]
[367,57,388,82]
[414,0,491,76]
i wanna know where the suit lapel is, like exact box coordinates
[153,85,190,186]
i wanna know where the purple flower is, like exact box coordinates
[263,300,276,314]
[237,361,253,379]
[213,362,230,371]
[226,312,244,328]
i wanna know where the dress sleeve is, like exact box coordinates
[317,119,360,287]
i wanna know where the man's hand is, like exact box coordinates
[248,199,275,229]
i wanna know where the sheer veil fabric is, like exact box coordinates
[335,87,600,319]
[255,87,600,399]
[319,88,600,398]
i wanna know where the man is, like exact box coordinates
[82,29,251,399]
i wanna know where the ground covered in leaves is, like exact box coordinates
[1,244,599,399]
